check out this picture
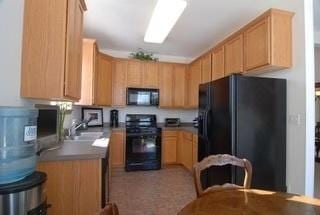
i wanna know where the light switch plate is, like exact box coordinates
[288,114,301,125]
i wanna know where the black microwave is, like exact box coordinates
[127,88,159,106]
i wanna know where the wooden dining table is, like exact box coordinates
[178,189,320,215]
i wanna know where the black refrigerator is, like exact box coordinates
[198,74,286,192]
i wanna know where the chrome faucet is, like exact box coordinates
[67,117,93,138]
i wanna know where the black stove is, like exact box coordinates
[125,114,161,171]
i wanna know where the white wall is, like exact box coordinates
[316,47,320,83]
[0,0,32,107]
[252,0,315,196]
[315,31,320,45]
[71,105,197,124]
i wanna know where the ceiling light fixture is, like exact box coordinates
[144,0,187,44]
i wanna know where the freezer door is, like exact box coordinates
[235,76,286,191]
[205,77,233,188]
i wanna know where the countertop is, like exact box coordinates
[38,127,111,162]
[38,123,198,162]
[158,123,198,134]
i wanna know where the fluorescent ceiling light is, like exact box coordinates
[144,0,187,43]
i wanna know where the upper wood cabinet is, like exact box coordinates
[127,61,143,87]
[159,63,174,108]
[126,60,159,88]
[112,60,127,107]
[173,65,187,108]
[244,17,271,71]
[212,46,225,81]
[186,60,201,108]
[225,34,244,76]
[142,62,159,88]
[21,0,86,100]
[94,53,113,106]
[200,53,212,83]
[75,39,96,106]
[244,9,293,72]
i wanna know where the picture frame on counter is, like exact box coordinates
[81,107,104,127]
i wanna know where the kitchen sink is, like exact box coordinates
[65,131,104,142]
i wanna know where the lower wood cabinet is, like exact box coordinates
[37,159,102,215]
[110,130,125,167]
[192,134,198,166]
[162,131,178,164]
[162,130,198,172]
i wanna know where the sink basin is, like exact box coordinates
[65,131,104,142]
[79,132,104,137]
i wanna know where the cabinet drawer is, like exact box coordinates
[163,130,178,137]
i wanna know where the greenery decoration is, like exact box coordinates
[130,49,158,61]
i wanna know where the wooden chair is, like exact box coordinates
[97,203,119,215]
[193,154,252,197]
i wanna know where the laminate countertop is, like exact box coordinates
[38,127,112,162]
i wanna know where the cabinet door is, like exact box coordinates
[201,53,212,83]
[192,134,198,166]
[225,34,244,76]
[244,17,271,71]
[212,46,225,81]
[112,60,127,107]
[187,60,201,108]
[21,0,67,99]
[76,39,95,106]
[127,61,143,87]
[94,53,112,106]
[182,132,193,172]
[143,62,159,88]
[64,0,84,99]
[163,137,177,164]
[173,65,186,107]
[110,131,125,167]
[159,63,174,107]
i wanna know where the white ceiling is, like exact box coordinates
[83,0,295,58]
[315,0,320,32]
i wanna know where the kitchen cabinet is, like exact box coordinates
[180,131,194,172]
[186,60,201,108]
[127,61,143,87]
[75,39,97,106]
[94,53,113,106]
[173,65,187,108]
[159,63,174,108]
[225,34,244,76]
[192,134,198,166]
[112,60,127,107]
[162,131,178,164]
[243,9,293,72]
[21,0,86,100]
[37,159,102,215]
[201,53,212,83]
[159,63,187,108]
[110,131,125,167]
[212,46,225,81]
[143,62,159,88]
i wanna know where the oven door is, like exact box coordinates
[126,134,161,165]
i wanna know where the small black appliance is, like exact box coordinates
[110,109,119,128]
[127,88,159,106]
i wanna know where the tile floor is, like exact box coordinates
[110,165,196,215]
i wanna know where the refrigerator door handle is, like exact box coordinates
[203,109,209,140]
[206,109,212,140]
